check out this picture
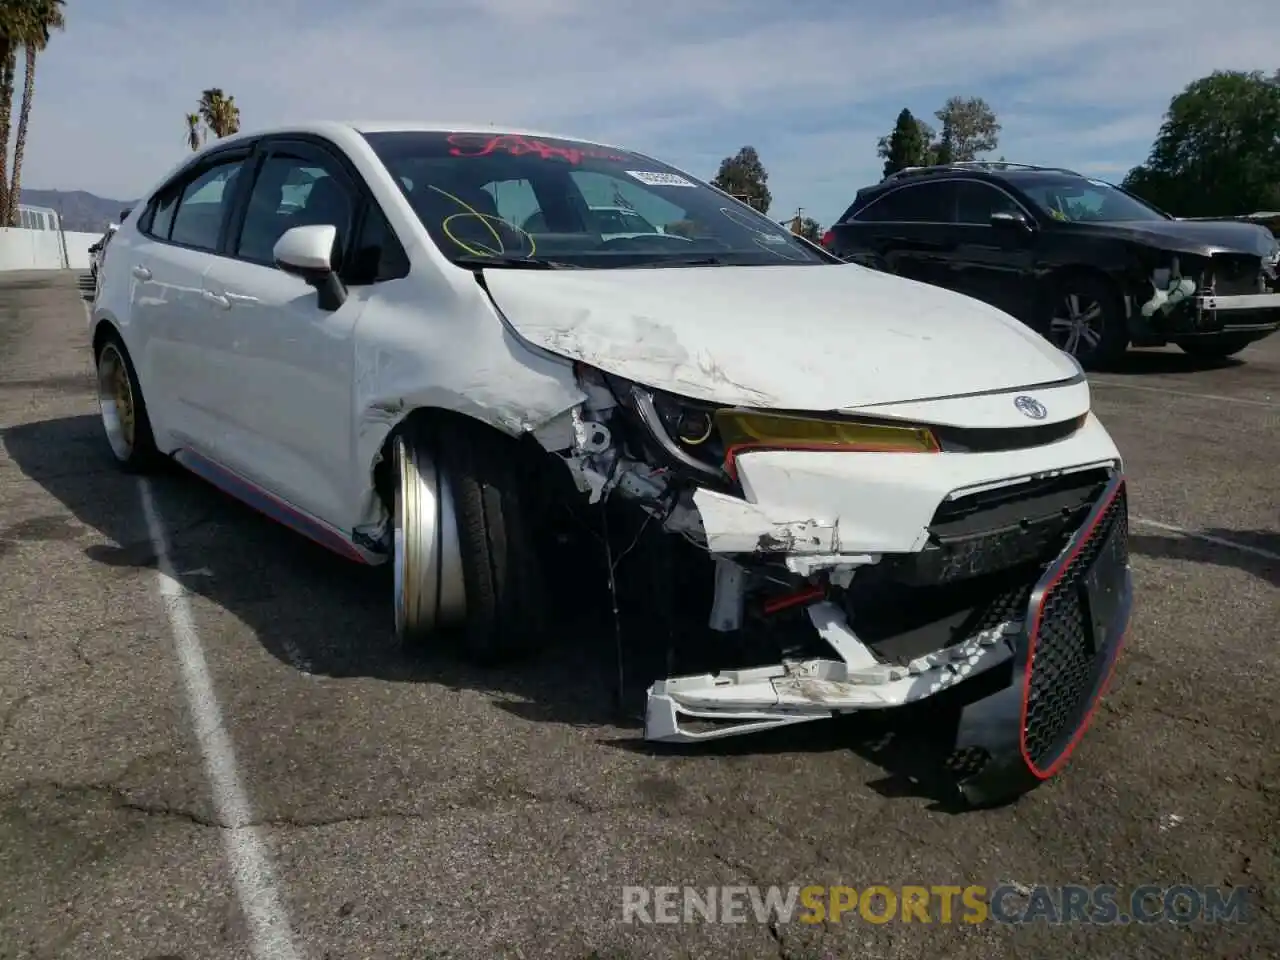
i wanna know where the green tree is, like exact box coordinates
[931,95,1000,162]
[877,108,932,177]
[0,2,27,218]
[198,87,241,139]
[6,0,64,224]
[795,216,822,243]
[0,0,66,223]
[712,145,771,213]
[933,119,955,165]
[1122,70,1280,217]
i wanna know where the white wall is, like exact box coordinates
[0,227,100,271]
[64,230,98,270]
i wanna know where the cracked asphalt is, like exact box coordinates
[1,270,1276,960]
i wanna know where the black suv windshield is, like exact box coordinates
[361,130,827,268]
[1015,175,1170,223]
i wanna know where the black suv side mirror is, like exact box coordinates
[990,210,1032,231]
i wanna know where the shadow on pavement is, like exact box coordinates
[1094,348,1244,375]
[1131,529,1279,587]
[4,412,999,813]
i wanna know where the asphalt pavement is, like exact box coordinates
[1,270,1276,960]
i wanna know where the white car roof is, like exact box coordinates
[200,120,630,155]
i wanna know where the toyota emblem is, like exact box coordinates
[1014,395,1048,420]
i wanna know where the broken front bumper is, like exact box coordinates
[1186,292,1280,335]
[645,472,1132,804]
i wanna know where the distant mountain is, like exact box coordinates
[19,189,138,233]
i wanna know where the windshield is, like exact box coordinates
[1017,176,1170,223]
[361,131,828,268]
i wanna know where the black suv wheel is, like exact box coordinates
[1046,273,1129,368]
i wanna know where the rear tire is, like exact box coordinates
[1045,273,1129,368]
[94,332,163,473]
[1175,333,1256,359]
[392,418,547,662]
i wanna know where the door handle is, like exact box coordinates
[203,290,231,309]
[132,265,152,281]
[224,292,259,304]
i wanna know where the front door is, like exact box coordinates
[199,139,363,529]
[945,180,1038,320]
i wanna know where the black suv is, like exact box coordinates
[823,162,1280,367]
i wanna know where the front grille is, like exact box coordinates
[1209,253,1263,296]
[912,468,1111,585]
[1022,485,1128,771]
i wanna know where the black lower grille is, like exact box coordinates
[1022,484,1128,771]
[944,746,992,781]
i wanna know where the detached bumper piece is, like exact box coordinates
[644,474,1132,805]
[937,474,1130,806]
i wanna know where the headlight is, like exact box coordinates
[621,381,940,485]
[714,410,939,477]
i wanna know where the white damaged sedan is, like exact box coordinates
[93,122,1132,805]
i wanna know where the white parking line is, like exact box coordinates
[1132,515,1280,563]
[139,479,302,960]
[1090,379,1277,408]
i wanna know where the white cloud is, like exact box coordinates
[21,0,1280,225]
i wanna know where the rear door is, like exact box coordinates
[842,180,959,288]
[126,148,251,452]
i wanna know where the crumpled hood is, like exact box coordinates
[482,263,1078,410]
[1090,219,1278,257]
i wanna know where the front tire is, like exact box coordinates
[1175,333,1257,359]
[392,418,547,662]
[1045,273,1129,368]
[94,333,162,472]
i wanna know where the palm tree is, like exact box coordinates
[0,0,37,219]
[6,0,65,224]
[198,88,240,139]
[185,112,204,152]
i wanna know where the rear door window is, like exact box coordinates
[857,181,957,223]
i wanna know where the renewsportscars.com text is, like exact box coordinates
[621,884,1252,926]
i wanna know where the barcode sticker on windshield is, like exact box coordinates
[627,170,696,187]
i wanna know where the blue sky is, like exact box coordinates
[21,0,1280,227]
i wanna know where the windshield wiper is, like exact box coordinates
[628,256,731,268]
[452,254,574,270]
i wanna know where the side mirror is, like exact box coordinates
[990,210,1032,231]
[273,224,347,311]
[119,209,131,222]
